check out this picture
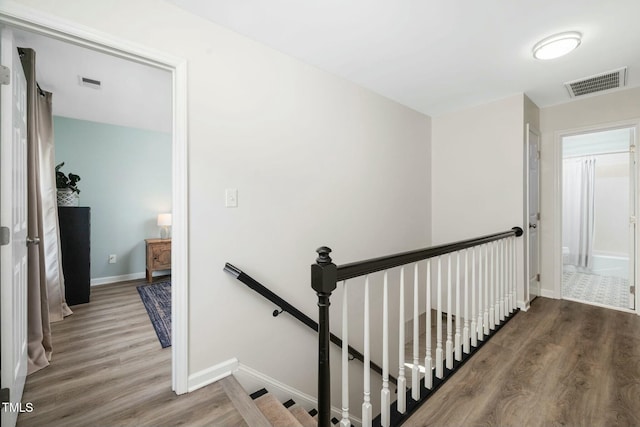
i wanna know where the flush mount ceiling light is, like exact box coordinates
[532,31,582,60]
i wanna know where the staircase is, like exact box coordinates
[224,375,334,427]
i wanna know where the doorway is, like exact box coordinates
[561,126,637,310]
[0,7,189,413]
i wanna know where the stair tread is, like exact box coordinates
[289,404,317,427]
[219,376,273,427]
[255,393,303,427]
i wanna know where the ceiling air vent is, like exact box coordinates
[564,67,627,98]
[79,76,101,89]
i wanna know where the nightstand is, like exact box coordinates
[145,238,171,283]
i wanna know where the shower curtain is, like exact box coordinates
[19,48,72,375]
[563,157,596,270]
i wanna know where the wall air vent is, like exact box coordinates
[564,67,627,98]
[79,76,101,89]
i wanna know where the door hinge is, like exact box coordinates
[0,226,10,246]
[0,65,9,85]
[0,387,9,404]
[537,150,541,160]
[631,285,636,295]
[537,212,541,221]
[630,216,636,224]
[631,144,636,153]
[536,273,540,281]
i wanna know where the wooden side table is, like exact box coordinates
[145,238,171,283]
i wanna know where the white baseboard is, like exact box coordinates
[188,358,238,393]
[90,270,170,286]
[540,288,559,299]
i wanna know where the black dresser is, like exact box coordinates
[58,207,91,305]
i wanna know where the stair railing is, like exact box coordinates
[312,226,524,427]
[223,263,397,385]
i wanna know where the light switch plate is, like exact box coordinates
[225,189,238,208]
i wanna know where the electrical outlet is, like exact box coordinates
[109,254,117,264]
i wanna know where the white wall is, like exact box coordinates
[9,0,432,408]
[431,94,527,304]
[539,87,640,298]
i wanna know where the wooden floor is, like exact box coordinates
[17,279,247,427]
[406,298,640,427]
[18,283,640,427]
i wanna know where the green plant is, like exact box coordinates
[55,162,81,194]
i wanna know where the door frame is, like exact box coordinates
[553,119,640,315]
[0,4,190,392]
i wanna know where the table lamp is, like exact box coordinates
[157,213,172,239]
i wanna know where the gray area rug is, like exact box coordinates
[137,281,171,348]
[562,271,629,309]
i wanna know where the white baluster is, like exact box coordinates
[436,257,443,378]
[489,243,496,329]
[363,276,372,427]
[507,237,515,314]
[512,236,517,311]
[340,281,350,427]
[470,247,478,348]
[463,249,470,354]
[478,245,484,341]
[381,271,390,427]
[500,239,506,322]
[455,252,462,361]
[484,244,490,336]
[494,241,500,327]
[424,260,433,389]
[446,254,453,369]
[412,263,420,400]
[397,267,406,413]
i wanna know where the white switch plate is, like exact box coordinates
[109,254,117,264]
[225,189,238,208]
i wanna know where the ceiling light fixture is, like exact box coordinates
[532,31,582,60]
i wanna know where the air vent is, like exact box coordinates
[79,76,101,89]
[564,67,627,98]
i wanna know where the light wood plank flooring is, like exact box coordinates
[17,279,247,427]
[18,282,640,427]
[405,298,640,427]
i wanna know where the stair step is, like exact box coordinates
[219,376,272,427]
[289,404,317,427]
[254,392,304,427]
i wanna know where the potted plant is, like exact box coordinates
[55,162,81,206]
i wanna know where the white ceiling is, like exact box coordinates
[13,29,172,133]
[10,0,640,132]
[167,0,640,116]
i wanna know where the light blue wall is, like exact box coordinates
[54,116,171,281]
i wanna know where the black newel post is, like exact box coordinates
[311,246,337,427]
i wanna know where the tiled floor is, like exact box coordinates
[562,270,630,309]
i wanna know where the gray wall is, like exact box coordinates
[54,116,171,282]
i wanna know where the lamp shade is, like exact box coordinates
[157,213,172,227]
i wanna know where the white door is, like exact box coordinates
[527,124,541,302]
[1,27,29,427]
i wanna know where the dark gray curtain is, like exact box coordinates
[19,47,72,375]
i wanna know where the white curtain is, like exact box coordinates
[563,157,596,270]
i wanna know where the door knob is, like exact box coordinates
[27,236,40,246]
[529,223,537,229]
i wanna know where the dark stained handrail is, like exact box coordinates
[223,262,397,385]
[337,227,523,281]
